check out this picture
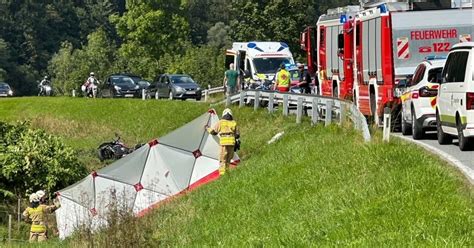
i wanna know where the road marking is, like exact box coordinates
[393,134,474,184]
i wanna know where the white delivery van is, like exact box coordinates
[436,42,474,150]
[225,42,295,82]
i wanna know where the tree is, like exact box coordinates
[0,122,86,200]
[162,45,225,88]
[49,28,117,95]
[207,22,232,49]
[111,0,190,78]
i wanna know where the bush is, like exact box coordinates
[0,121,87,200]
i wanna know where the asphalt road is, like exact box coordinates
[392,131,474,183]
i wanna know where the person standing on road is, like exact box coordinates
[297,63,312,94]
[274,63,290,92]
[23,193,60,243]
[223,63,239,95]
[207,108,240,176]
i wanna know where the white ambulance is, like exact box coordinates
[225,42,295,82]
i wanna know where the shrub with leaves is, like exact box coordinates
[0,121,87,200]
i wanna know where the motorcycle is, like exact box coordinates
[82,81,99,98]
[97,135,144,161]
[38,82,53,96]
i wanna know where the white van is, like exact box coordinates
[226,42,295,82]
[436,42,474,151]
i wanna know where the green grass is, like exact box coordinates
[0,97,473,247]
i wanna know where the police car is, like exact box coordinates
[401,56,446,139]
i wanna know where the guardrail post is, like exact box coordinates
[311,97,319,125]
[339,102,346,125]
[283,94,289,116]
[383,107,391,142]
[226,94,231,107]
[268,93,274,113]
[239,91,245,108]
[296,97,303,124]
[142,89,146,100]
[254,91,260,111]
[204,90,209,102]
[72,89,76,97]
[155,90,159,100]
[325,100,333,126]
[8,214,11,243]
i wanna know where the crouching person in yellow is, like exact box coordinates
[23,192,60,242]
[207,108,240,175]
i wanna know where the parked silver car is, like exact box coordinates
[147,74,202,101]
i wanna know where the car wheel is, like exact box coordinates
[401,110,412,135]
[457,116,472,151]
[412,109,424,140]
[196,96,201,101]
[169,91,174,100]
[437,111,452,145]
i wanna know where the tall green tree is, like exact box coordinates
[111,0,190,78]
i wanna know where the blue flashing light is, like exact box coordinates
[339,14,347,24]
[378,4,387,14]
[247,42,257,48]
[425,55,447,60]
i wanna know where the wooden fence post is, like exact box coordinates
[339,102,346,125]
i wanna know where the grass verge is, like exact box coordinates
[0,97,472,247]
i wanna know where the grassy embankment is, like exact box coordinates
[0,97,472,247]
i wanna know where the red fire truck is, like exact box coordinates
[301,1,473,126]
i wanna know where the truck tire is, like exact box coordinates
[412,109,424,140]
[437,111,452,145]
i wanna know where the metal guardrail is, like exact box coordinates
[202,86,225,101]
[223,90,371,142]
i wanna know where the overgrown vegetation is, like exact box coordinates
[0,121,86,200]
[1,0,360,96]
[0,97,472,247]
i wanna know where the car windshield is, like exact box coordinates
[427,67,443,83]
[0,83,9,89]
[170,76,195,84]
[253,58,292,74]
[111,76,137,86]
[137,80,150,87]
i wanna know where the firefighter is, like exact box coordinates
[207,108,240,175]
[23,192,60,242]
[274,63,290,92]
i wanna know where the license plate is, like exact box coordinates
[187,91,195,94]
[125,94,134,98]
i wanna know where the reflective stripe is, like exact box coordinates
[31,224,46,233]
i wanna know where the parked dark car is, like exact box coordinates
[100,74,144,98]
[0,82,13,97]
[147,74,202,101]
